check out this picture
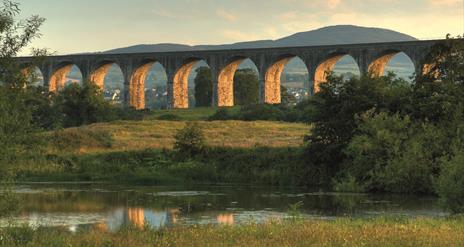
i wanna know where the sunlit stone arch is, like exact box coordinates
[49,62,84,93]
[19,63,45,87]
[368,50,413,77]
[129,59,168,110]
[173,57,209,109]
[313,52,360,93]
[264,54,309,104]
[90,60,123,90]
[217,56,260,107]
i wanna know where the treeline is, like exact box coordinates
[300,38,464,213]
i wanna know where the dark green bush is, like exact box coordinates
[157,114,182,121]
[174,122,206,157]
[436,149,464,213]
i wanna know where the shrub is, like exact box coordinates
[208,108,234,121]
[174,122,206,157]
[345,112,441,193]
[54,81,118,127]
[332,174,365,193]
[436,149,464,213]
[157,114,181,121]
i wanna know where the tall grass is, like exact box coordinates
[1,217,463,246]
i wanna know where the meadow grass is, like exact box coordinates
[2,217,464,247]
[46,120,309,155]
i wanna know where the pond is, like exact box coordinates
[2,183,446,232]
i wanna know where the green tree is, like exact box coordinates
[55,80,116,127]
[194,67,212,107]
[0,0,45,217]
[234,68,259,105]
[174,122,206,157]
[436,148,464,213]
[303,74,411,185]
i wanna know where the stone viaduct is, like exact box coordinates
[17,40,442,109]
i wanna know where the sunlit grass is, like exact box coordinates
[2,217,464,246]
[46,120,309,155]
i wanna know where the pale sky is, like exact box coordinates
[19,0,464,55]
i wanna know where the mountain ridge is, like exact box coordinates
[104,25,417,54]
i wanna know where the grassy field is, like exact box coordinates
[2,217,464,247]
[47,120,309,154]
[146,107,241,121]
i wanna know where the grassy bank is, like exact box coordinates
[46,120,309,155]
[16,147,307,186]
[2,217,464,246]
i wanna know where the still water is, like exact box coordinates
[2,183,446,232]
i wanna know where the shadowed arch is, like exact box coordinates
[49,62,83,93]
[173,58,207,109]
[314,53,359,93]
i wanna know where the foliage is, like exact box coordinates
[208,103,307,122]
[297,36,464,197]
[193,66,213,107]
[436,148,464,213]
[345,112,442,193]
[174,122,206,157]
[303,74,411,185]
[54,80,118,127]
[0,0,45,218]
[234,68,259,105]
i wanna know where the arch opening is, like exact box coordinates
[90,62,125,105]
[265,56,309,105]
[50,64,83,93]
[191,61,212,108]
[173,59,211,109]
[218,58,259,107]
[314,54,360,93]
[130,61,168,110]
[369,51,415,81]
[20,65,44,87]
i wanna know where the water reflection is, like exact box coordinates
[217,214,234,225]
[0,184,447,232]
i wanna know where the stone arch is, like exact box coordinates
[90,60,120,89]
[90,61,125,104]
[265,55,309,104]
[20,64,44,87]
[130,59,168,110]
[49,62,83,93]
[369,50,416,79]
[217,57,260,107]
[173,58,209,109]
[314,53,360,93]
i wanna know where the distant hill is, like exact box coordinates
[105,25,417,54]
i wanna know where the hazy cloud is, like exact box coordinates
[216,9,237,22]
[19,0,464,55]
